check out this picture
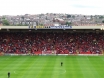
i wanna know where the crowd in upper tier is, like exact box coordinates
[0,32,104,54]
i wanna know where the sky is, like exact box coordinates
[0,0,104,15]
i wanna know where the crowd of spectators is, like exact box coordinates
[0,32,104,54]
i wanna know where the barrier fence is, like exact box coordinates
[1,53,103,56]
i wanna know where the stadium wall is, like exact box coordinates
[3,54,104,56]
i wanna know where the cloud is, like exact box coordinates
[0,0,104,15]
[70,0,104,8]
[71,5,100,8]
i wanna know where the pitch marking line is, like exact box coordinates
[62,69,66,74]
[6,58,9,60]
[55,68,66,74]
[14,71,17,74]
[86,56,89,60]
[6,57,11,60]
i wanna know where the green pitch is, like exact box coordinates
[0,55,104,78]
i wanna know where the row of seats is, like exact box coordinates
[0,32,104,54]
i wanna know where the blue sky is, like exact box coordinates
[0,0,104,15]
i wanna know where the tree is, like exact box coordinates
[24,24,28,26]
[72,15,75,19]
[99,16,104,19]
[67,15,71,18]
[90,15,93,19]
[66,22,71,26]
[21,16,25,21]
[84,15,86,17]
[102,20,104,23]
[17,24,23,26]
[95,21,97,24]
[54,14,56,16]
[46,17,48,20]
[2,16,5,20]
[40,24,43,26]
[2,20,10,26]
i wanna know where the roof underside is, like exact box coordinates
[0,29,103,33]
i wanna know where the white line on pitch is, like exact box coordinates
[86,56,89,60]
[14,71,17,74]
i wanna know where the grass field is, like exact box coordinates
[0,55,104,78]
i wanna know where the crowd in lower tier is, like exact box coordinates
[0,32,104,54]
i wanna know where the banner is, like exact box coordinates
[35,26,45,29]
[42,50,56,55]
[0,52,4,56]
[28,26,35,29]
[29,25,72,29]
[29,26,50,29]
[50,25,72,29]
[78,54,103,56]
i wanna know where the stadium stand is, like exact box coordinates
[0,32,103,54]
